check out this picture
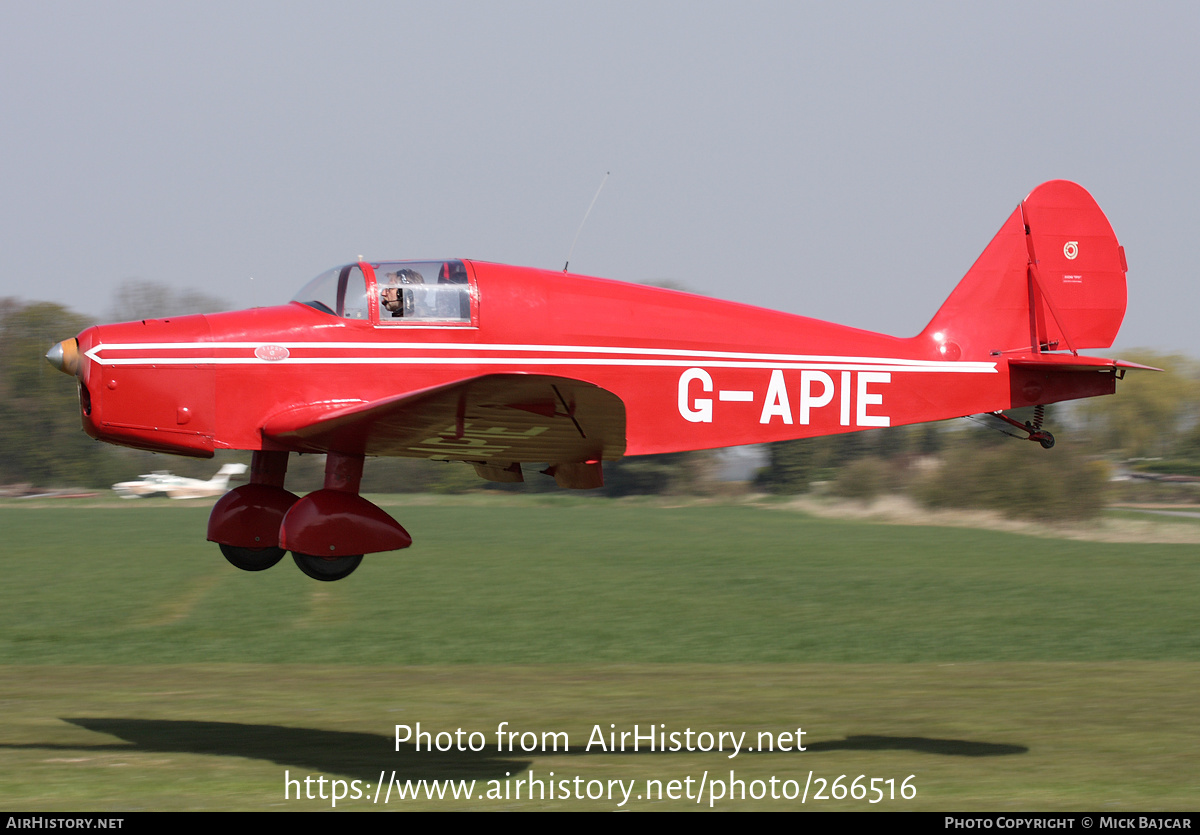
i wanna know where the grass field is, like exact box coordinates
[1,496,1197,810]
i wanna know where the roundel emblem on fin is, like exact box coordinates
[255,344,290,362]
[1063,241,1079,260]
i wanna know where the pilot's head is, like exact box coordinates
[380,269,425,317]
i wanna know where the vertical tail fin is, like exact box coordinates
[921,181,1128,359]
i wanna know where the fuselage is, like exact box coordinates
[67,259,1093,461]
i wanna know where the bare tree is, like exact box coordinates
[106,279,229,323]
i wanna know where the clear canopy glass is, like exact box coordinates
[291,264,369,320]
[291,260,472,324]
[372,260,471,324]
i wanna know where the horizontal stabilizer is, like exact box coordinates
[1006,354,1161,373]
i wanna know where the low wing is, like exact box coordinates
[261,374,627,468]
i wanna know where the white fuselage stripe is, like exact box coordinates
[85,355,996,373]
[83,341,998,374]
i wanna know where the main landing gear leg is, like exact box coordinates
[989,406,1055,449]
[208,450,300,571]
[280,451,412,582]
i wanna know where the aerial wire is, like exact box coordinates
[564,171,610,273]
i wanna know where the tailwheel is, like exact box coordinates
[219,544,286,572]
[988,406,1056,449]
[1025,404,1053,448]
[292,552,363,582]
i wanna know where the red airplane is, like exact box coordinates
[46,180,1144,581]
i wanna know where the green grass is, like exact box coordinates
[1,498,1198,664]
[1,664,1197,810]
[1,496,1198,809]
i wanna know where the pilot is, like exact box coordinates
[380,269,426,318]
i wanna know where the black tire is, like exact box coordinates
[1038,432,1056,449]
[292,552,363,582]
[219,544,286,572]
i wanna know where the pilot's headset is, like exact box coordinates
[383,269,425,317]
[396,269,425,317]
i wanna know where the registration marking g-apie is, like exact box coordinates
[678,367,896,428]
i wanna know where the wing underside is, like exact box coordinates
[261,374,627,469]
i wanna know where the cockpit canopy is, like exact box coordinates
[291,260,474,325]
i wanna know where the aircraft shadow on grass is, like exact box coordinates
[804,736,1027,757]
[547,734,1028,759]
[55,718,529,782]
[1,719,1028,781]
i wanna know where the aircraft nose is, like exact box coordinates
[46,338,80,376]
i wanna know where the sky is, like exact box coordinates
[2,1,1197,356]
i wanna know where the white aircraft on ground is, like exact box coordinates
[112,463,247,499]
